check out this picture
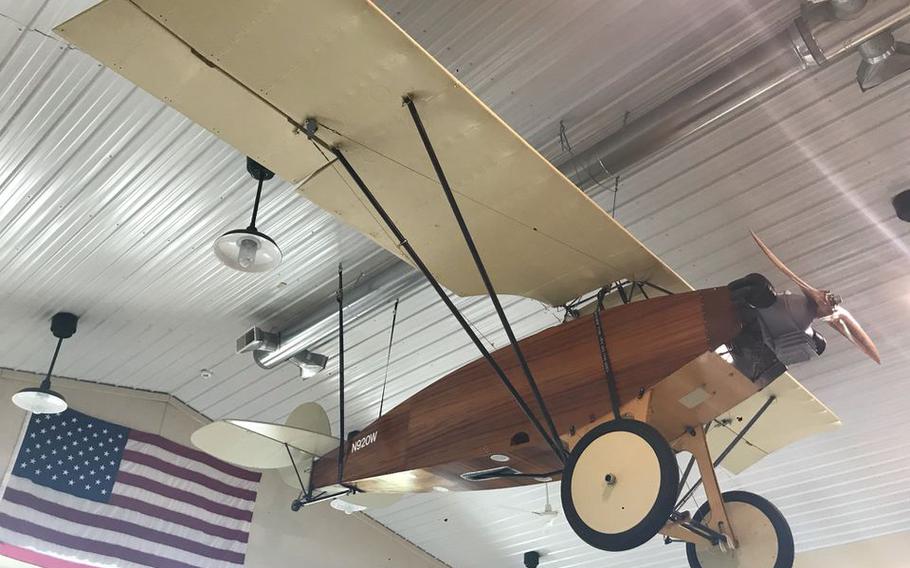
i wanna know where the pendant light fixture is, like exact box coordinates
[11,312,78,415]
[213,157,282,273]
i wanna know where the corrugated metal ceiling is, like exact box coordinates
[1,1,909,567]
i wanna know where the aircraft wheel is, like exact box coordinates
[561,419,677,551]
[686,491,794,568]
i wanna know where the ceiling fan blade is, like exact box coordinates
[751,231,829,312]
[825,306,881,364]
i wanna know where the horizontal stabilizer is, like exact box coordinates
[192,402,337,471]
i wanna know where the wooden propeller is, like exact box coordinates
[751,231,881,364]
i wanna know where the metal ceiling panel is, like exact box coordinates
[1,1,908,567]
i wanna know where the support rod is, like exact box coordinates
[676,396,776,510]
[284,443,308,499]
[40,337,64,390]
[248,177,264,230]
[404,96,565,459]
[317,138,566,463]
[336,263,347,483]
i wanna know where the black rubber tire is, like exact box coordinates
[561,419,678,552]
[686,491,794,568]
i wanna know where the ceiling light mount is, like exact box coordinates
[213,157,282,273]
[12,312,78,415]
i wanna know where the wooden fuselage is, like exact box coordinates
[311,288,744,493]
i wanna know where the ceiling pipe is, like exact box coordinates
[558,0,910,191]
[250,261,421,370]
[245,0,910,372]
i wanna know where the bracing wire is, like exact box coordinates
[378,298,400,419]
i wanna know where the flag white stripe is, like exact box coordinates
[3,476,246,554]
[0,499,241,568]
[118,460,255,513]
[112,483,251,533]
[125,440,259,492]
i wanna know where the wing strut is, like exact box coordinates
[403,96,565,461]
[304,123,566,464]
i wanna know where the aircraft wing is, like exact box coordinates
[54,0,687,307]
[706,373,841,475]
[56,0,838,472]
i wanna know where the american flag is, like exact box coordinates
[0,408,261,568]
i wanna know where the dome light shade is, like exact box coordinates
[214,158,282,273]
[12,386,67,414]
[214,228,282,273]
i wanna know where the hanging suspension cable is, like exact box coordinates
[404,96,564,459]
[305,127,565,463]
[378,298,400,419]
[336,262,347,484]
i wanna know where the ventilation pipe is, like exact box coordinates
[245,261,420,370]
[244,0,910,372]
[558,0,910,190]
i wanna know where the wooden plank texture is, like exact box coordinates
[311,288,742,491]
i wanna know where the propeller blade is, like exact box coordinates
[750,231,830,314]
[825,306,881,364]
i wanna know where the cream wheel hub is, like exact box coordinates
[695,502,779,568]
[570,430,661,534]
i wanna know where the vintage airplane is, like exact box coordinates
[57,1,881,567]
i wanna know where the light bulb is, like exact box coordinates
[237,238,259,269]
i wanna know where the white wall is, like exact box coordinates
[0,369,447,568]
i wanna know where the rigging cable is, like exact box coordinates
[305,128,567,464]
[378,298,400,419]
[406,96,565,461]
[336,262,346,484]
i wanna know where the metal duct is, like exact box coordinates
[559,0,910,190]
[251,261,421,369]
[247,0,910,371]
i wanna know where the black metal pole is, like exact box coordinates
[675,396,776,510]
[324,144,565,463]
[40,337,64,390]
[248,177,264,230]
[336,263,346,483]
[404,97,565,459]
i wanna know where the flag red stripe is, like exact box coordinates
[116,471,253,522]
[0,512,201,568]
[0,543,95,568]
[121,449,256,501]
[3,488,245,564]
[108,494,249,543]
[128,430,261,482]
